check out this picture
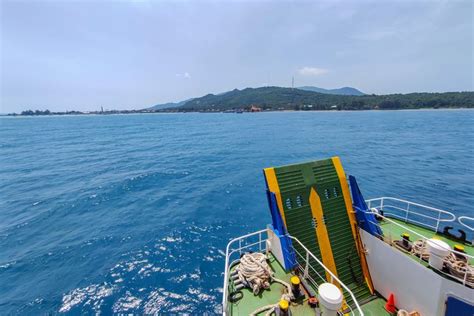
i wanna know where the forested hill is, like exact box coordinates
[297,86,365,96]
[174,87,473,111]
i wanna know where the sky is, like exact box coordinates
[1,0,473,112]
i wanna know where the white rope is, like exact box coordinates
[273,278,292,296]
[235,253,294,315]
[444,253,474,287]
[236,253,272,295]
[250,304,274,316]
[249,293,292,316]
[410,240,430,260]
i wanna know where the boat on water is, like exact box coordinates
[223,157,473,315]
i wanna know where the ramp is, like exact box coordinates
[264,157,374,307]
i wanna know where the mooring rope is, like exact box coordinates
[410,240,430,260]
[234,253,293,315]
[410,239,473,287]
[444,252,474,287]
[235,252,272,295]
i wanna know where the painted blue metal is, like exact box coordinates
[269,224,298,271]
[348,175,383,237]
[266,191,286,235]
[266,191,296,270]
[445,295,474,316]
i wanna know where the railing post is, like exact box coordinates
[436,212,441,232]
[463,267,468,286]
[380,198,384,211]
[259,232,262,252]
[239,239,242,255]
[419,240,425,264]
[405,203,410,223]
[304,251,309,279]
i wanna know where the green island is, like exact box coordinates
[6,86,474,116]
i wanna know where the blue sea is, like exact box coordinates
[1,110,473,314]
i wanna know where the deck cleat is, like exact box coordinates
[453,244,468,262]
[401,232,411,249]
[289,276,304,302]
[394,232,412,252]
[275,299,291,316]
[454,244,465,253]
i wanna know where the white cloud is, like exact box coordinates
[175,72,191,79]
[298,67,329,76]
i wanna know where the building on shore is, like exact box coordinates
[250,105,262,112]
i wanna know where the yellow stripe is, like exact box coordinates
[309,188,338,282]
[332,156,375,294]
[309,187,349,311]
[263,168,287,227]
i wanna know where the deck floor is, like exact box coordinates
[228,254,315,316]
[360,297,389,315]
[228,252,389,315]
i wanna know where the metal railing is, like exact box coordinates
[364,211,473,287]
[287,236,363,315]
[458,216,474,232]
[365,197,456,232]
[222,229,268,314]
[222,228,364,315]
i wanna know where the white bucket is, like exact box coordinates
[426,238,451,270]
[318,283,343,316]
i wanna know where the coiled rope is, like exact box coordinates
[235,253,293,315]
[444,253,474,287]
[411,240,430,260]
[236,253,272,295]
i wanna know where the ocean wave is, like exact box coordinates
[59,283,115,313]
[112,291,142,313]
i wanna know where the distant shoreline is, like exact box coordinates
[2,107,474,117]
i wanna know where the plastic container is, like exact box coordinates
[318,283,343,316]
[426,238,451,270]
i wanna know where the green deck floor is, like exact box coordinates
[228,254,315,316]
[228,252,389,315]
[379,217,473,264]
[360,297,389,316]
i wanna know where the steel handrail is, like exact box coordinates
[366,197,456,231]
[458,216,474,232]
[382,211,438,231]
[288,247,358,314]
[288,235,364,315]
[222,229,268,314]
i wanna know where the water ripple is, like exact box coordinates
[0,111,473,314]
